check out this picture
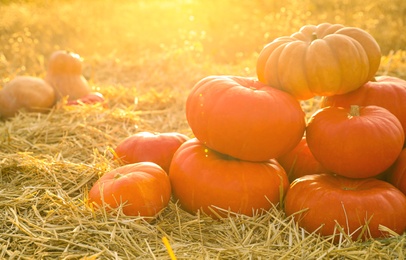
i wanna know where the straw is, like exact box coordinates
[0,88,405,259]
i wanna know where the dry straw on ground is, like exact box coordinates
[1,92,405,259]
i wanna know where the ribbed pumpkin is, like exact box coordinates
[257,23,381,100]
[186,75,306,162]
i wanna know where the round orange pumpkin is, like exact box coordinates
[45,50,91,101]
[386,148,406,196]
[186,75,306,162]
[169,138,289,219]
[284,173,406,241]
[257,23,381,100]
[114,131,190,173]
[0,76,55,119]
[88,162,171,217]
[277,136,329,182]
[321,76,406,144]
[306,105,404,178]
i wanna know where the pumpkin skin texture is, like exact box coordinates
[186,75,306,162]
[88,162,171,217]
[0,76,55,119]
[277,137,329,182]
[321,76,406,143]
[257,23,381,100]
[169,138,289,219]
[386,148,406,195]
[45,50,91,101]
[114,132,190,173]
[284,174,406,241]
[306,105,404,179]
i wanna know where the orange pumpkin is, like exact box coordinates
[186,75,306,161]
[0,76,55,119]
[284,173,406,241]
[88,162,171,217]
[386,148,406,196]
[114,131,190,173]
[321,76,406,145]
[277,137,329,182]
[169,138,289,218]
[257,23,381,100]
[306,105,404,178]
[45,50,91,101]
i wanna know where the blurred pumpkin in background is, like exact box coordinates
[0,76,55,119]
[66,92,106,106]
[45,50,91,101]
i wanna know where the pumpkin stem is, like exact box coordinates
[311,32,318,41]
[348,105,360,118]
[114,173,124,179]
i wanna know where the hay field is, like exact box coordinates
[1,0,406,259]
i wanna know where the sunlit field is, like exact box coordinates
[1,0,405,121]
[1,0,406,258]
[1,0,405,84]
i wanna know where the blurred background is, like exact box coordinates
[1,0,405,88]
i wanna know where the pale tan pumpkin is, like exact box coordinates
[0,76,55,118]
[256,23,381,100]
[45,50,91,101]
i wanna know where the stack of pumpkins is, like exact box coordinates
[169,23,406,241]
[170,76,302,218]
[85,22,406,242]
[0,50,105,119]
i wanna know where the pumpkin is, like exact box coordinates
[386,148,406,196]
[0,76,55,119]
[45,50,91,101]
[114,131,190,173]
[306,105,404,178]
[257,23,381,100]
[277,136,329,182]
[169,138,289,218]
[88,162,171,217]
[186,75,306,162]
[66,92,106,106]
[321,76,406,143]
[284,173,406,241]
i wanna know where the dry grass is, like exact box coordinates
[1,0,406,259]
[1,94,406,259]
